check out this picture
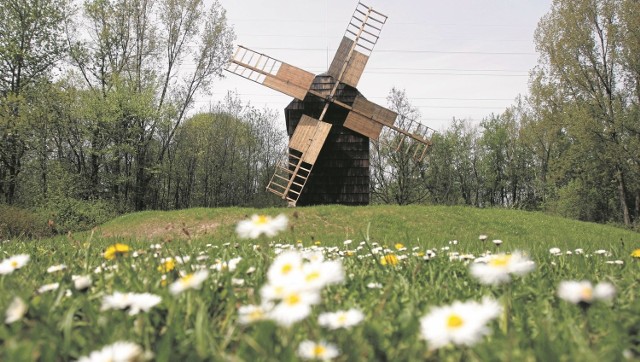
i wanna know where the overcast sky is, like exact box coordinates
[202,0,553,131]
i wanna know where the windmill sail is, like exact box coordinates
[226,46,315,100]
[327,2,387,88]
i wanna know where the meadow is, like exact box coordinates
[0,205,639,361]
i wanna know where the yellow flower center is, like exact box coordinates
[395,243,404,250]
[249,309,263,320]
[447,314,464,329]
[254,215,269,225]
[285,293,300,306]
[489,255,511,267]
[180,274,194,285]
[580,286,593,302]
[337,314,347,324]
[313,345,326,357]
[305,271,320,282]
[10,261,18,268]
[281,264,293,274]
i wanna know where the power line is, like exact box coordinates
[252,47,536,56]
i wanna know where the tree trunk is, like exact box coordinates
[615,167,631,226]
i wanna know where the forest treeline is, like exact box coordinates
[1,0,639,235]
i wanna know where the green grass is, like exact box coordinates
[0,205,639,361]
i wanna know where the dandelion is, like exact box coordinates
[5,297,27,324]
[104,243,131,260]
[469,251,535,285]
[236,214,288,239]
[0,254,30,275]
[77,341,145,362]
[631,249,640,259]
[558,280,616,307]
[297,340,340,361]
[169,270,209,295]
[157,258,176,273]
[419,297,502,350]
[37,283,60,294]
[318,308,365,330]
[380,254,399,266]
[394,243,405,250]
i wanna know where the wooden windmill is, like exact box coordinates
[226,2,434,206]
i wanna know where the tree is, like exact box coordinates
[371,88,430,205]
[0,0,67,203]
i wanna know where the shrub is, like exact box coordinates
[36,197,117,234]
[0,204,52,239]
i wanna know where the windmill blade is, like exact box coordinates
[266,115,332,206]
[342,94,396,140]
[226,46,315,100]
[327,2,387,88]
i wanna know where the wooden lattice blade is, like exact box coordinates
[289,115,332,165]
[226,46,315,100]
[344,95,397,140]
[327,2,387,88]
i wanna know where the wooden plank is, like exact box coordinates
[344,112,384,140]
[327,37,369,88]
[263,64,315,100]
[288,115,331,165]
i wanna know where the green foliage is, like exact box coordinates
[35,197,117,234]
[0,204,51,239]
[0,206,638,361]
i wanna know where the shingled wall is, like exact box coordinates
[284,74,370,206]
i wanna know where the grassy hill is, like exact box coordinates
[96,205,638,252]
[1,205,638,361]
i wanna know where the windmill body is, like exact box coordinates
[226,2,433,206]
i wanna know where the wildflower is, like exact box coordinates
[318,308,365,330]
[0,254,30,275]
[5,297,27,324]
[236,214,288,239]
[157,258,176,273]
[367,282,383,289]
[549,247,561,255]
[267,251,303,282]
[557,280,616,306]
[380,254,399,266]
[47,264,67,273]
[300,260,344,290]
[238,304,272,325]
[297,340,340,361]
[104,243,131,260]
[492,239,503,247]
[268,289,320,327]
[419,297,502,350]
[169,270,209,295]
[77,341,145,362]
[469,251,535,285]
[72,275,92,291]
[37,283,60,294]
[479,235,488,241]
[101,292,161,315]
[395,243,405,250]
[631,249,640,259]
[343,239,353,245]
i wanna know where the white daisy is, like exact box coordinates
[419,297,502,350]
[469,251,535,285]
[267,251,303,283]
[5,296,27,324]
[268,289,320,327]
[0,254,30,275]
[72,275,92,291]
[297,340,340,361]
[77,341,145,362]
[557,280,616,305]
[127,293,162,315]
[47,264,67,273]
[235,214,288,239]
[299,260,344,291]
[37,282,60,294]
[169,270,209,295]
[238,303,272,325]
[318,308,365,330]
